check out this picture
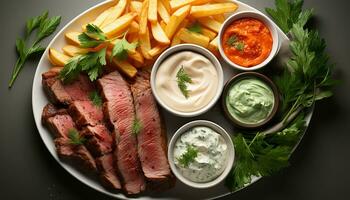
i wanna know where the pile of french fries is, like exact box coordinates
[48,0,238,78]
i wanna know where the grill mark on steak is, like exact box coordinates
[98,71,145,194]
[131,71,172,181]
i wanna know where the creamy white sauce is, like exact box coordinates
[155,51,219,112]
[173,127,228,183]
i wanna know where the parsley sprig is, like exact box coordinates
[111,33,138,61]
[89,91,102,107]
[60,25,137,83]
[9,11,61,88]
[187,22,202,33]
[177,145,198,167]
[226,35,245,52]
[176,66,192,98]
[226,115,305,190]
[68,128,86,145]
[132,118,142,135]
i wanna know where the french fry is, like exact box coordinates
[160,0,172,14]
[190,3,238,18]
[208,36,219,56]
[158,0,170,24]
[130,1,143,14]
[171,34,181,46]
[48,48,71,67]
[65,32,81,46]
[100,0,128,27]
[170,0,211,10]
[102,12,138,38]
[148,0,158,22]
[128,50,144,66]
[62,45,88,57]
[197,17,222,32]
[151,22,170,44]
[139,27,153,60]
[160,20,167,30]
[107,51,138,78]
[84,6,114,29]
[201,28,217,40]
[171,19,189,46]
[165,5,191,38]
[139,0,149,35]
[178,28,210,48]
[148,44,168,57]
[129,21,140,33]
[212,14,226,23]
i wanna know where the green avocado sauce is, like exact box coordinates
[226,78,275,124]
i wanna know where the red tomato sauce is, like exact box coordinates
[222,18,273,67]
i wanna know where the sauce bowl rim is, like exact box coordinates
[218,10,281,71]
[167,120,235,189]
[222,72,280,129]
[150,44,224,117]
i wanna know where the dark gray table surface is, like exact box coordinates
[0,0,349,199]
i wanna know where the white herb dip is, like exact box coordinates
[173,126,228,183]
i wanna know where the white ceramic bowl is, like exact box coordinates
[218,11,280,71]
[168,120,235,189]
[150,44,224,117]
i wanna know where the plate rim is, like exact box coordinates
[31,0,313,199]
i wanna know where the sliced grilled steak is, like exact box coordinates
[43,105,97,171]
[81,124,113,157]
[69,101,104,128]
[55,137,97,172]
[96,154,122,190]
[42,103,67,125]
[98,71,145,194]
[46,114,76,138]
[42,72,94,105]
[131,71,171,180]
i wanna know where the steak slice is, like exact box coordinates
[42,105,97,171]
[55,137,97,172]
[69,101,104,128]
[42,103,67,125]
[98,71,145,194]
[96,154,122,190]
[42,72,94,105]
[81,124,113,157]
[131,71,171,180]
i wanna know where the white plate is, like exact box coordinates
[32,0,313,199]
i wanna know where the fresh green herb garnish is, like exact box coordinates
[226,115,305,190]
[132,118,142,135]
[78,24,107,48]
[266,0,313,33]
[225,0,338,191]
[9,11,61,88]
[176,66,192,98]
[226,35,238,46]
[59,47,107,83]
[187,22,202,33]
[226,35,244,52]
[111,33,138,61]
[89,91,102,107]
[68,128,86,145]
[177,145,198,167]
[235,42,245,52]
